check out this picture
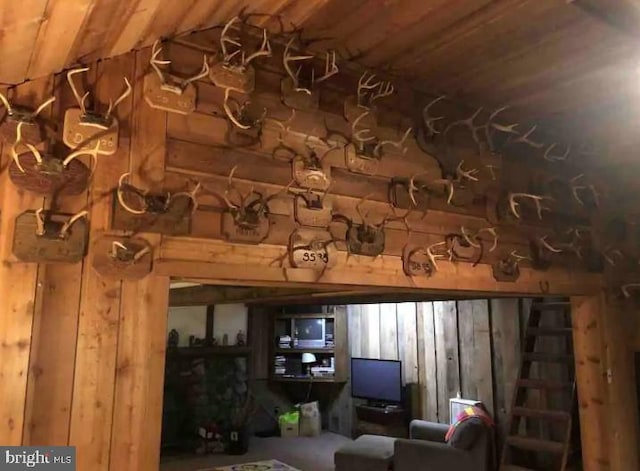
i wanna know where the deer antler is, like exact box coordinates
[355,193,374,228]
[352,109,376,147]
[356,72,393,108]
[10,122,41,172]
[373,127,412,158]
[461,226,498,252]
[315,50,339,83]
[508,250,532,264]
[508,193,551,220]
[62,140,102,171]
[537,235,563,253]
[485,106,518,152]
[105,77,132,120]
[444,107,484,150]
[603,248,624,266]
[67,67,91,115]
[58,210,88,239]
[621,283,640,299]
[243,28,272,66]
[510,125,544,149]
[110,241,151,262]
[426,241,448,272]
[429,179,455,205]
[150,41,209,94]
[172,180,201,214]
[117,173,147,215]
[34,207,46,236]
[455,160,479,182]
[570,174,600,207]
[0,92,13,115]
[224,88,251,130]
[422,96,446,136]
[0,92,55,122]
[485,164,497,181]
[543,143,571,162]
[408,171,429,206]
[283,37,314,95]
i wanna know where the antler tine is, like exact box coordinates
[133,246,151,262]
[106,77,132,119]
[34,207,45,236]
[456,160,480,182]
[283,37,314,93]
[444,107,484,148]
[0,91,13,114]
[67,67,90,115]
[430,179,454,205]
[604,248,624,266]
[621,283,640,299]
[352,109,376,146]
[59,210,88,239]
[423,95,446,135]
[223,165,244,211]
[509,193,548,220]
[355,193,373,226]
[510,125,544,149]
[243,28,272,65]
[485,164,497,181]
[460,226,481,248]
[357,71,381,107]
[570,174,600,207]
[111,241,128,258]
[488,106,518,134]
[369,80,394,105]
[11,122,42,172]
[538,235,563,253]
[224,88,251,130]
[408,171,429,206]
[426,241,447,271]
[479,227,498,252]
[32,96,56,118]
[315,50,339,83]
[118,173,146,215]
[150,40,171,85]
[182,54,210,88]
[544,143,571,162]
[509,250,531,263]
[173,180,201,213]
[221,16,242,61]
[62,140,101,170]
[373,127,412,158]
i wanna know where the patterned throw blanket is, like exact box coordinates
[445,405,494,441]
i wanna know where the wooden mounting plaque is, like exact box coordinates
[345,145,379,176]
[92,236,153,280]
[281,77,319,111]
[294,194,333,227]
[111,192,193,235]
[402,246,434,277]
[63,108,119,155]
[143,72,197,115]
[492,260,520,282]
[292,156,331,190]
[289,228,335,269]
[447,236,478,262]
[209,61,255,94]
[9,153,90,195]
[388,179,430,212]
[346,225,385,257]
[12,211,88,263]
[221,211,270,244]
[343,96,378,129]
[0,118,43,144]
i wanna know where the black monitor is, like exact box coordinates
[351,357,402,405]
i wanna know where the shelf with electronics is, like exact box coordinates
[270,306,348,383]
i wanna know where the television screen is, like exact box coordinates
[351,358,402,403]
[294,318,324,340]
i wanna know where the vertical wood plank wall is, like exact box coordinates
[0,48,170,471]
[347,299,526,448]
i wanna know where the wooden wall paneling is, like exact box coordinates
[334,305,349,382]
[68,54,134,471]
[379,303,399,361]
[249,306,270,380]
[601,300,640,470]
[433,301,460,423]
[417,302,439,422]
[348,304,362,358]
[490,298,521,450]
[23,71,87,446]
[570,295,610,470]
[109,47,170,471]
[0,77,51,445]
[362,303,381,359]
[397,302,418,385]
[457,300,494,416]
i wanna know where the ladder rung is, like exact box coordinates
[512,407,571,421]
[523,352,573,363]
[531,301,570,311]
[527,327,573,336]
[506,436,565,453]
[516,379,573,390]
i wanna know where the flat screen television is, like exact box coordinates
[292,318,326,348]
[351,358,402,404]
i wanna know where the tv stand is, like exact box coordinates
[354,404,407,438]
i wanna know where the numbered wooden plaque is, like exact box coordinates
[294,194,332,228]
[221,212,270,244]
[63,108,119,155]
[289,229,334,269]
[92,235,153,280]
[143,72,197,115]
[209,61,255,94]
[402,246,434,277]
[12,211,88,263]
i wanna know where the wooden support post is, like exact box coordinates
[571,295,610,470]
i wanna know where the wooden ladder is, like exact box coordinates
[500,299,578,471]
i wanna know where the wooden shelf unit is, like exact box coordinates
[167,346,252,357]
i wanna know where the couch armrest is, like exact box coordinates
[394,439,474,471]
[409,420,449,442]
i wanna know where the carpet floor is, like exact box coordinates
[160,433,352,471]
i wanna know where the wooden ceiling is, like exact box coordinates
[2,0,639,147]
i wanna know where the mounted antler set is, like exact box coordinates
[0,92,55,144]
[64,67,131,154]
[403,241,449,278]
[92,235,154,280]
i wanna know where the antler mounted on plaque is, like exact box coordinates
[64,67,132,155]
[344,71,394,126]
[112,173,199,235]
[0,92,55,144]
[289,228,336,270]
[489,191,553,224]
[492,250,530,282]
[12,208,89,263]
[343,195,397,257]
[292,186,333,228]
[92,235,153,280]
[210,16,272,93]
[290,137,336,191]
[281,37,339,111]
[402,241,448,278]
[144,40,209,115]
[8,122,97,195]
[223,88,267,147]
